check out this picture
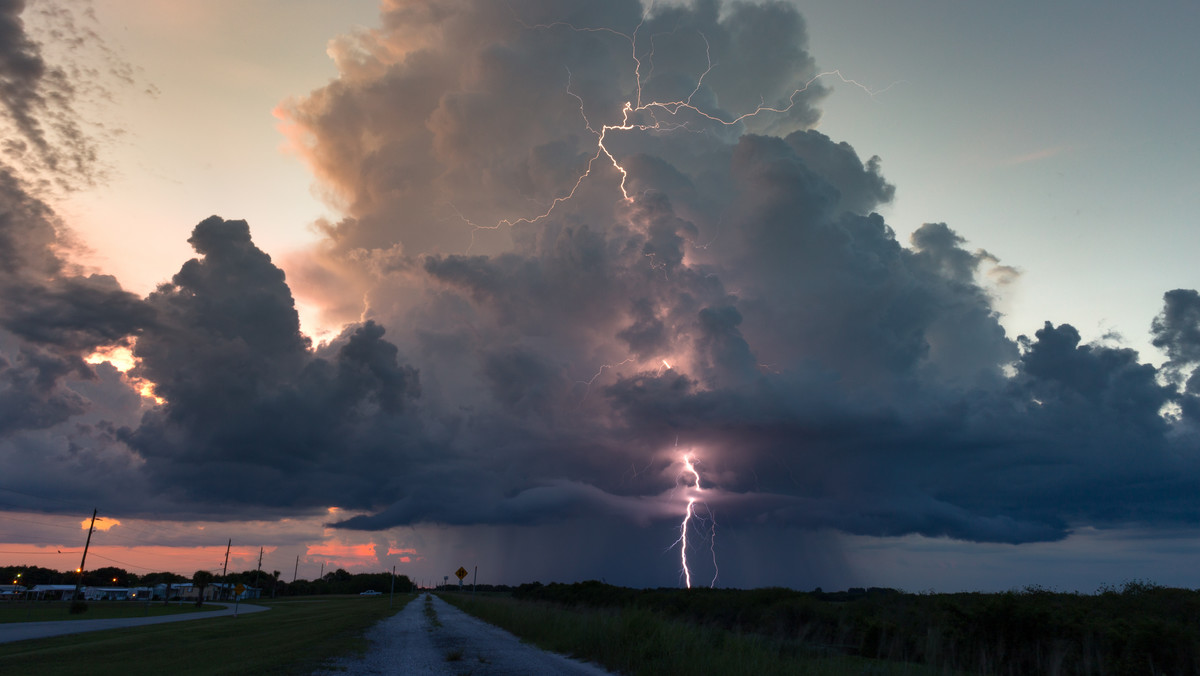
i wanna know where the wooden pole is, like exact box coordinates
[71,509,97,603]
[221,539,231,601]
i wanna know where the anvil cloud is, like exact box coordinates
[2,0,1199,588]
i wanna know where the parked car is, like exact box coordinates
[359,590,382,596]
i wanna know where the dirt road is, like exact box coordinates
[315,593,614,675]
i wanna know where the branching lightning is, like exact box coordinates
[462,6,893,241]
[672,451,718,589]
[473,6,892,587]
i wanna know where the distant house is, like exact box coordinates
[26,585,155,601]
[0,584,26,599]
[209,583,261,600]
[153,582,185,600]
[145,582,260,602]
[169,583,200,601]
[84,587,134,601]
[28,585,76,600]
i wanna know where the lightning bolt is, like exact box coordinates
[673,451,719,589]
[680,496,696,589]
[463,6,895,240]
[478,6,889,587]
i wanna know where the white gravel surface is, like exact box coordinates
[314,593,616,675]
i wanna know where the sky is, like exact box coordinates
[1,0,1199,593]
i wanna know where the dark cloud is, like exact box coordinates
[277,0,830,327]
[0,275,152,352]
[0,0,57,168]
[0,345,87,435]
[0,3,149,456]
[0,166,149,446]
[270,0,1200,554]
[122,217,421,513]
[0,0,110,190]
[1152,289,1200,396]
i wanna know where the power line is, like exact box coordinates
[87,553,173,573]
[0,486,83,505]
[0,513,86,532]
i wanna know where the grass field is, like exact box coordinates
[0,594,415,675]
[439,592,936,676]
[0,600,220,623]
[488,581,1200,675]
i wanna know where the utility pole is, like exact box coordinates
[221,539,231,601]
[319,561,325,581]
[389,565,396,608]
[71,509,98,603]
[292,555,298,583]
[254,546,263,592]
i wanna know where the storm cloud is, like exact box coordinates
[4,0,1200,587]
[266,0,1200,548]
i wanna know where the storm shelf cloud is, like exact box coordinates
[2,0,1199,588]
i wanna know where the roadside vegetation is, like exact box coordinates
[424,593,442,628]
[0,594,415,676]
[441,580,1200,676]
[439,592,935,676]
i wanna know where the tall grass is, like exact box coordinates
[439,593,933,676]
[504,581,1200,675]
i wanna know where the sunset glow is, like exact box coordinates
[83,517,122,532]
[85,345,136,372]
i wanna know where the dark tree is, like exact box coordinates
[192,570,215,607]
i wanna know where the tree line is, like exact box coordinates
[2,564,413,599]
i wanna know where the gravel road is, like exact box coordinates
[314,593,616,675]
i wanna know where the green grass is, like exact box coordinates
[0,594,415,675]
[438,593,936,676]
[0,600,220,623]
[423,594,442,628]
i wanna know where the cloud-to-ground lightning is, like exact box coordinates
[673,452,719,589]
[471,7,887,586]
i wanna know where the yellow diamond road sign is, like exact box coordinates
[235,583,245,595]
[455,567,468,580]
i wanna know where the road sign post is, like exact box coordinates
[234,583,245,617]
[455,566,468,589]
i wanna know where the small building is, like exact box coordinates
[209,583,261,600]
[28,585,77,601]
[167,583,224,602]
[84,587,134,601]
[171,583,199,601]
[130,586,155,600]
[0,584,26,599]
[152,582,189,601]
